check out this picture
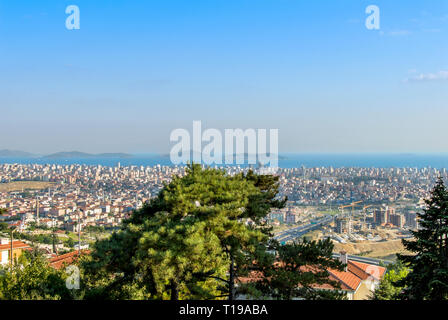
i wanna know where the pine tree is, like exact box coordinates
[397,177,448,300]
[244,238,346,300]
[81,164,285,300]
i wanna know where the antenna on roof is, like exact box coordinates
[36,197,40,224]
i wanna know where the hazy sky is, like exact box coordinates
[1,0,448,154]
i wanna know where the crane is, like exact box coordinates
[362,205,373,230]
[338,201,363,235]
[338,201,363,218]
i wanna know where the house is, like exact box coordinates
[326,252,386,300]
[0,239,31,266]
[237,251,386,300]
[39,218,55,228]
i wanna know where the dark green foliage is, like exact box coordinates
[84,225,106,233]
[397,178,448,300]
[13,232,54,245]
[65,237,75,248]
[80,224,151,299]
[0,250,71,300]
[242,238,346,300]
[81,164,286,300]
[0,222,8,231]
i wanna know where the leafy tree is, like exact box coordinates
[84,225,105,233]
[243,238,346,300]
[0,222,8,232]
[0,208,17,267]
[52,228,58,254]
[0,250,71,300]
[371,261,409,300]
[65,237,75,248]
[397,178,448,300]
[0,209,8,233]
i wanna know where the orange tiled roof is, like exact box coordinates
[49,250,90,269]
[0,241,30,251]
[348,260,386,281]
[327,268,362,291]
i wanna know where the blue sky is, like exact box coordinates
[0,0,447,154]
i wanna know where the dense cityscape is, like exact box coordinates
[0,162,445,257]
[2,0,448,314]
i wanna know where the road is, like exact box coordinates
[274,215,333,243]
[332,252,393,266]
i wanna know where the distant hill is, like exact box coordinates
[0,149,37,158]
[43,151,133,159]
[161,151,285,160]
[96,153,133,158]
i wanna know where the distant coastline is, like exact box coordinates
[43,151,133,159]
[1,152,448,169]
[0,149,133,159]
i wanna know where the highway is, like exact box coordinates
[332,252,393,266]
[274,215,333,243]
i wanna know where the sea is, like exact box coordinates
[1,153,448,169]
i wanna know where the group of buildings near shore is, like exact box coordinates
[1,162,445,299]
[0,163,438,249]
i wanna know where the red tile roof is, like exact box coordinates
[348,260,386,281]
[49,250,90,269]
[0,241,30,251]
[327,268,362,291]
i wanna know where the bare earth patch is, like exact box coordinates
[334,239,412,260]
[0,181,55,192]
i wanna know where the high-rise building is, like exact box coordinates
[374,206,397,226]
[374,209,387,225]
[404,211,418,229]
[336,217,351,234]
[285,211,299,224]
[385,207,396,223]
[389,213,405,228]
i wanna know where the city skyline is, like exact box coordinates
[1,0,448,154]
[2,0,448,305]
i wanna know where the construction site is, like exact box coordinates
[271,200,418,261]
